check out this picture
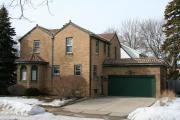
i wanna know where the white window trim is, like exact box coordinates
[33,40,40,53]
[66,37,73,53]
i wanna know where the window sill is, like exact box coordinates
[19,80,27,82]
[66,52,73,55]
[31,80,38,83]
[53,74,60,76]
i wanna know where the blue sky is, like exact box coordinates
[2,0,170,36]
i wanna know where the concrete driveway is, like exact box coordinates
[63,97,155,117]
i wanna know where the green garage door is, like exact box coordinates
[108,75,156,97]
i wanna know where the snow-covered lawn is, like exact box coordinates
[0,97,103,120]
[128,97,180,120]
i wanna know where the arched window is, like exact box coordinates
[20,65,27,81]
[31,65,38,81]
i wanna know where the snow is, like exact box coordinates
[0,97,71,107]
[0,100,45,115]
[0,112,103,120]
[0,97,103,120]
[128,97,180,120]
[0,97,71,115]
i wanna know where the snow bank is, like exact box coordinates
[41,99,71,107]
[128,97,180,120]
[0,97,71,107]
[0,97,71,116]
[0,112,104,120]
[0,100,45,115]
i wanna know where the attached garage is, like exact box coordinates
[103,58,167,97]
[108,75,156,97]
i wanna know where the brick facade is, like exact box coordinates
[16,21,166,97]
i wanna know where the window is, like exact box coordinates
[104,43,106,53]
[93,65,97,80]
[20,65,27,81]
[74,64,82,75]
[108,45,110,57]
[53,65,60,75]
[66,37,73,53]
[96,40,99,54]
[115,47,117,59]
[33,40,40,53]
[31,65,38,81]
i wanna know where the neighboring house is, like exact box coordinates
[121,44,147,58]
[16,21,167,97]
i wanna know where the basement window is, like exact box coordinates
[74,64,82,75]
[53,65,60,75]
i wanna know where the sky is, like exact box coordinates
[1,0,170,37]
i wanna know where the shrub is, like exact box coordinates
[0,88,9,95]
[54,75,88,99]
[161,90,176,98]
[8,84,26,96]
[25,88,40,96]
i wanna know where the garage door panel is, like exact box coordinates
[108,75,156,97]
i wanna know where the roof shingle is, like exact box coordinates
[98,33,116,41]
[16,54,48,64]
[104,58,166,66]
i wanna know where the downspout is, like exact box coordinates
[89,37,92,97]
[51,33,55,91]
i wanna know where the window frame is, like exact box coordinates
[53,65,60,76]
[96,40,99,55]
[20,65,27,81]
[108,45,110,57]
[115,46,117,59]
[33,40,40,53]
[31,65,38,81]
[93,65,97,80]
[74,64,82,75]
[66,37,73,54]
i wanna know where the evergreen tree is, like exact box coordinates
[162,0,180,80]
[0,6,17,94]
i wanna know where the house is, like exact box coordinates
[16,21,167,97]
[120,44,147,58]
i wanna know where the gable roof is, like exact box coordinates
[19,21,113,43]
[104,57,166,67]
[98,33,116,41]
[55,21,111,43]
[16,54,48,64]
[121,44,147,58]
[19,25,60,42]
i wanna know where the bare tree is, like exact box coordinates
[120,19,143,50]
[104,19,165,58]
[139,19,165,58]
[1,0,53,20]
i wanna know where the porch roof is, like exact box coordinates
[16,54,48,64]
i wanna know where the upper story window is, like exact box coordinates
[33,40,40,53]
[66,37,73,53]
[115,47,117,59]
[104,43,106,54]
[74,64,82,75]
[20,65,27,81]
[53,65,60,75]
[108,45,110,57]
[31,65,38,81]
[93,65,97,80]
[96,40,99,54]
